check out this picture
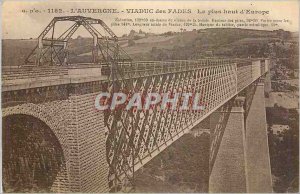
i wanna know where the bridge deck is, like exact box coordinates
[2,59,267,92]
[2,65,107,91]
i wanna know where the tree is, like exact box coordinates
[128,39,135,47]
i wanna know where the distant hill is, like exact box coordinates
[2,39,37,67]
[2,28,297,66]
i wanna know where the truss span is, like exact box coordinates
[104,58,270,190]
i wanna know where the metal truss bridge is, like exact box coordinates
[2,16,271,192]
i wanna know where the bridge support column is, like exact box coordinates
[209,82,273,193]
[244,82,273,192]
[68,93,110,192]
[209,97,247,193]
[264,70,272,97]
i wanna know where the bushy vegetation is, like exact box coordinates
[266,57,299,192]
[134,133,210,192]
[267,106,299,192]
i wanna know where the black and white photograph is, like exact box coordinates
[1,0,299,193]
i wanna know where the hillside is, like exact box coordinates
[2,28,298,66]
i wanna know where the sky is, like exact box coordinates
[2,0,299,39]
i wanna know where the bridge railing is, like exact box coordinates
[236,59,268,91]
[113,58,268,82]
[108,59,234,77]
[2,59,269,91]
[2,66,69,81]
[2,63,102,83]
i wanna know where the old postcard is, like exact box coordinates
[1,0,299,193]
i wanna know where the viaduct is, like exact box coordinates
[2,16,273,193]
